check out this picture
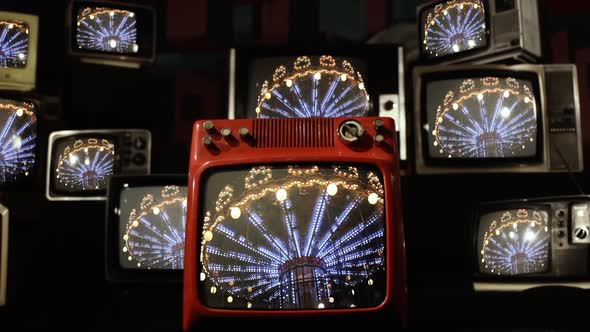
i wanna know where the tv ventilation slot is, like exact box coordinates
[252,118,335,148]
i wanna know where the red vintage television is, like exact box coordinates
[183,117,407,330]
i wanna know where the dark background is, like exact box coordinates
[1,0,590,331]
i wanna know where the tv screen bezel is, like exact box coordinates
[67,0,156,65]
[0,204,7,306]
[229,44,403,120]
[195,161,389,311]
[417,0,492,64]
[105,174,187,283]
[0,93,40,190]
[419,68,544,167]
[473,202,553,281]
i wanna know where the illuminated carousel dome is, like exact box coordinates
[432,77,537,158]
[480,209,550,276]
[76,7,138,54]
[0,99,36,183]
[0,20,29,68]
[200,165,386,309]
[56,138,115,191]
[123,185,187,270]
[255,55,370,118]
[423,0,486,57]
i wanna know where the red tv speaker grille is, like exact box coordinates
[252,118,335,148]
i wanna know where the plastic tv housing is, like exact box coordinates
[66,0,156,68]
[105,174,187,282]
[417,0,541,64]
[474,196,590,291]
[45,129,151,201]
[183,117,407,330]
[0,203,7,306]
[228,45,408,163]
[0,11,39,91]
[413,63,582,174]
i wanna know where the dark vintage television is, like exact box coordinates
[0,11,38,91]
[0,95,38,187]
[474,196,590,291]
[417,0,541,64]
[66,0,156,68]
[228,45,408,163]
[105,174,187,282]
[45,129,151,201]
[413,63,582,174]
[183,117,407,330]
[0,203,7,306]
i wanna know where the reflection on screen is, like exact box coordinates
[54,137,115,192]
[119,185,187,270]
[422,0,487,58]
[0,20,29,69]
[76,7,138,54]
[0,99,36,184]
[247,56,370,119]
[478,208,550,276]
[199,164,386,310]
[426,76,538,159]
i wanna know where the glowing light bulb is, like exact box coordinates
[247,302,252,309]
[109,39,117,48]
[468,40,476,48]
[359,82,365,90]
[509,231,515,239]
[84,157,90,165]
[329,297,334,303]
[474,4,479,9]
[137,263,141,267]
[368,193,379,205]
[230,207,241,219]
[129,12,135,17]
[460,4,464,9]
[545,226,548,232]
[318,303,325,309]
[276,189,287,202]
[495,230,500,235]
[152,207,160,215]
[452,103,459,110]
[89,15,95,20]
[128,256,132,261]
[227,296,233,303]
[69,154,78,165]
[133,221,139,227]
[110,11,115,17]
[265,92,271,100]
[286,79,293,87]
[503,91,510,98]
[524,97,530,104]
[8,24,13,29]
[204,230,213,242]
[16,108,24,117]
[255,107,261,114]
[477,93,484,101]
[12,136,21,149]
[123,234,129,241]
[341,74,347,81]
[327,183,338,196]
[452,44,459,52]
[500,107,510,118]
[524,230,536,242]
[433,141,438,147]
[18,53,25,60]
[122,247,127,252]
[200,272,206,281]
[443,10,448,15]
[210,286,217,294]
[513,223,518,229]
[314,72,321,80]
[132,44,139,53]
[368,279,374,286]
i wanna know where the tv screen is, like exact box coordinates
[199,164,386,310]
[119,185,187,270]
[477,208,550,276]
[52,135,116,193]
[0,98,36,184]
[247,55,370,119]
[0,19,30,68]
[421,0,488,59]
[75,7,138,54]
[424,74,540,160]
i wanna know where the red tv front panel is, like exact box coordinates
[184,117,407,330]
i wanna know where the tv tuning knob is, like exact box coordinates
[338,120,364,142]
[574,227,589,240]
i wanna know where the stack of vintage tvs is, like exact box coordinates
[183,118,406,330]
[414,0,586,295]
[0,11,39,188]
